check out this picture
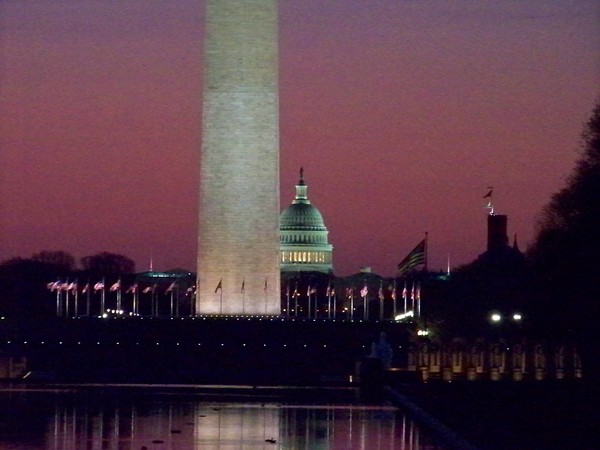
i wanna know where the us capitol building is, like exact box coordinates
[279,169,333,274]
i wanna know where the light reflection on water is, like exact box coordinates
[0,386,445,449]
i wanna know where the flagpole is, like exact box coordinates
[424,231,429,272]
[307,287,311,318]
[417,282,421,318]
[65,280,70,317]
[379,281,384,322]
[85,281,90,317]
[242,278,246,315]
[101,278,106,315]
[74,280,79,317]
[286,283,290,317]
[55,284,61,317]
[403,281,407,314]
[392,281,397,320]
[333,291,337,320]
[350,288,354,321]
[175,285,179,317]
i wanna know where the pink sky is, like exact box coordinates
[1,0,599,276]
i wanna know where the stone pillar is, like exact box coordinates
[198,0,281,315]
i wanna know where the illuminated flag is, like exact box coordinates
[397,239,426,275]
[47,281,61,291]
[82,283,90,294]
[186,286,194,294]
[360,284,368,298]
[411,283,415,301]
[391,282,397,300]
[165,281,176,293]
[61,282,70,291]
[110,280,121,292]
[402,281,407,300]
[326,283,331,297]
[94,282,105,292]
[378,282,384,301]
[142,285,155,294]
[416,283,421,301]
[67,282,76,291]
[346,287,354,298]
[215,279,222,293]
[127,283,138,294]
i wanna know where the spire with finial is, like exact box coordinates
[512,233,520,252]
[293,167,309,204]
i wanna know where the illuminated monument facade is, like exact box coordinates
[197,0,280,314]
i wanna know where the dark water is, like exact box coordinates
[0,385,446,449]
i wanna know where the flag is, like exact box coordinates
[293,285,299,298]
[110,280,121,292]
[241,278,245,294]
[82,283,90,294]
[127,283,138,294]
[264,279,268,293]
[378,281,384,301]
[61,282,70,291]
[391,282,397,300]
[346,287,354,298]
[47,281,61,291]
[326,283,331,297]
[483,187,493,198]
[402,281,407,300]
[215,279,222,293]
[67,282,76,291]
[142,285,155,294]
[94,282,105,292]
[416,283,421,301]
[186,286,194,294]
[397,239,426,275]
[307,285,316,296]
[411,283,415,301]
[165,281,176,293]
[360,284,368,298]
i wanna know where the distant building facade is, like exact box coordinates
[280,170,333,274]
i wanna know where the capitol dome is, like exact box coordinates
[280,169,333,273]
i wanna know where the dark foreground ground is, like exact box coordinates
[392,380,597,450]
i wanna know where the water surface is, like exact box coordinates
[0,385,445,449]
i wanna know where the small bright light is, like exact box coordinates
[395,311,414,321]
[417,329,429,336]
[491,313,502,322]
[513,313,522,321]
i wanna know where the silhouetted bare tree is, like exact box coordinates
[80,252,135,277]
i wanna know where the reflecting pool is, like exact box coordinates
[0,385,446,449]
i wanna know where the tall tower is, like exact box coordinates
[197,0,280,315]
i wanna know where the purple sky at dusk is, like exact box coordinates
[1,0,599,276]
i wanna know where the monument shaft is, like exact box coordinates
[197,0,280,314]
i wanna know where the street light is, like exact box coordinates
[490,313,502,323]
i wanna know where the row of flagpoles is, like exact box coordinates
[46,277,423,321]
[46,279,195,318]
[284,280,423,321]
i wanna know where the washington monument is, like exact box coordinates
[197,0,281,315]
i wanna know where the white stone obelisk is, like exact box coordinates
[197,0,280,315]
